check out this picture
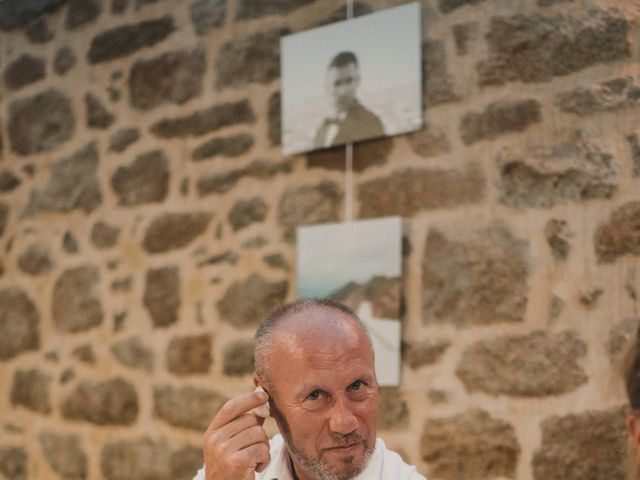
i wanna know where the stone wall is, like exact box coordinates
[0,0,639,479]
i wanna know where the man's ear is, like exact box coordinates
[628,414,640,447]
[253,373,260,388]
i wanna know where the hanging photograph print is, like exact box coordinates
[281,2,422,155]
[297,217,403,386]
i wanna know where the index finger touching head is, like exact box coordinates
[207,390,269,432]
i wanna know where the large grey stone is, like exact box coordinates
[62,378,138,425]
[0,446,27,480]
[66,0,101,30]
[197,159,292,197]
[278,181,342,241]
[85,93,115,129]
[460,99,541,145]
[217,274,288,328]
[422,225,529,326]
[420,410,520,479]
[101,438,170,480]
[88,17,175,64]
[456,331,588,396]
[190,0,226,34]
[109,127,140,152]
[497,132,617,208]
[424,40,459,106]
[236,0,313,19]
[192,133,254,161]
[532,407,626,480]
[452,22,478,55]
[25,17,53,43]
[0,0,65,30]
[144,266,180,328]
[629,134,640,177]
[166,334,212,375]
[478,10,630,85]
[154,385,227,431]
[129,47,205,111]
[222,340,254,376]
[4,54,45,91]
[595,201,640,262]
[143,212,212,253]
[91,221,121,249]
[228,197,267,231]
[17,243,53,274]
[408,124,451,159]
[23,142,101,216]
[0,170,21,192]
[404,339,450,370]
[378,387,409,431]
[40,431,87,480]
[151,100,255,138]
[111,337,154,372]
[557,77,640,115]
[112,150,169,206]
[9,89,74,156]
[52,265,103,333]
[54,47,77,75]
[545,219,572,260]
[359,163,484,218]
[0,203,7,237]
[10,369,51,413]
[215,28,286,89]
[0,287,40,360]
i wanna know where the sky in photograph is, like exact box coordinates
[296,217,402,298]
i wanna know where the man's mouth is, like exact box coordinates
[324,441,361,453]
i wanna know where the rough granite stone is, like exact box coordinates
[63,231,79,253]
[18,243,53,274]
[111,0,128,14]
[109,128,140,152]
[154,385,227,431]
[197,251,239,267]
[52,265,103,333]
[190,0,226,34]
[23,142,101,216]
[278,181,342,241]
[72,344,96,364]
[422,225,529,326]
[497,132,617,208]
[217,274,288,328]
[0,0,65,30]
[629,134,640,177]
[456,331,587,396]
[143,212,212,253]
[0,446,27,480]
[228,197,268,231]
[9,89,75,156]
[4,54,45,91]
[197,159,292,197]
[91,221,121,249]
[532,407,626,480]
[404,339,450,369]
[151,100,255,138]
[25,17,53,43]
[460,99,541,145]
[595,201,640,263]
[557,77,640,115]
[101,438,170,480]
[263,253,289,271]
[66,0,101,30]
[86,93,115,129]
[0,287,40,360]
[215,28,286,89]
[111,337,154,372]
[452,22,478,55]
[608,317,638,360]
[222,340,254,376]
[129,47,205,111]
[10,369,51,413]
[545,219,573,260]
[408,124,451,158]
[192,133,254,161]
[306,137,393,172]
[314,2,372,27]
[439,0,488,13]
[378,387,409,430]
[62,378,138,425]
[170,446,203,480]
[144,266,180,328]
[268,90,281,146]
[40,431,87,480]
[478,10,630,86]
[236,0,313,19]
[0,170,21,192]
[54,47,77,75]
[359,163,484,218]
[0,203,7,237]
[88,16,175,64]
[420,410,520,479]
[424,40,459,106]
[166,334,212,375]
[112,150,169,206]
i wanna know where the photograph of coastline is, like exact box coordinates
[297,217,403,386]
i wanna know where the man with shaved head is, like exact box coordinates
[193,299,425,480]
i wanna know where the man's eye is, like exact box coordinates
[307,390,322,401]
[350,380,363,391]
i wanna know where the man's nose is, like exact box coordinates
[328,398,358,434]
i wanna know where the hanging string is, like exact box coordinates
[344,0,354,223]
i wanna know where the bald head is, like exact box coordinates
[253,299,373,388]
